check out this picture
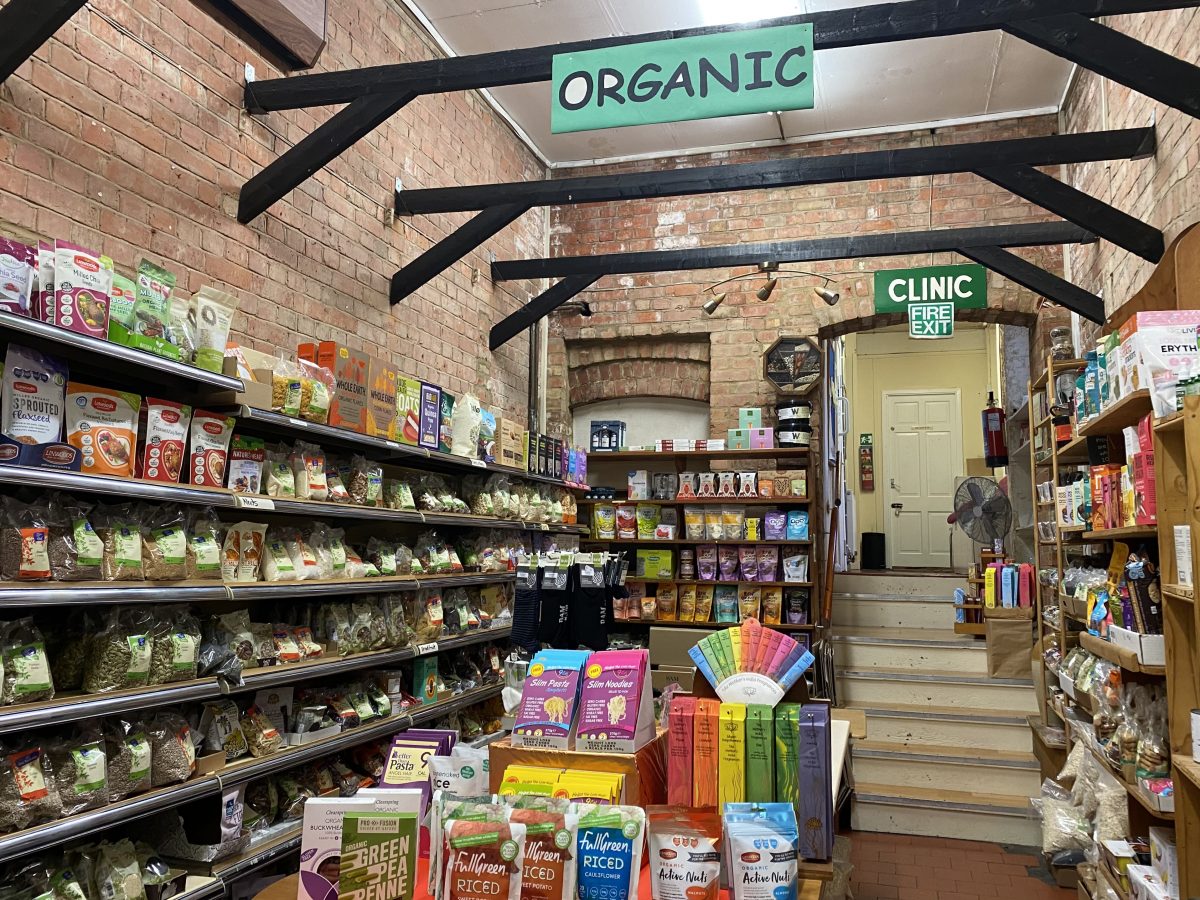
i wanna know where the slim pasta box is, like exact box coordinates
[338,811,418,900]
[574,649,656,754]
[798,702,833,861]
[511,649,591,750]
[666,695,695,805]
[718,702,746,806]
[745,704,775,803]
[693,698,720,807]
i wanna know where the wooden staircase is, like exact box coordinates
[834,572,1041,845]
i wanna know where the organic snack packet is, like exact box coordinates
[575,805,644,900]
[441,819,526,900]
[723,803,800,900]
[647,807,722,900]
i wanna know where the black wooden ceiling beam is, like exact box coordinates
[1003,13,1200,120]
[389,203,531,303]
[489,275,600,350]
[957,245,1105,323]
[395,129,1155,216]
[977,164,1164,263]
[0,0,86,82]
[239,92,416,224]
[243,0,1200,112]
[490,222,1096,281]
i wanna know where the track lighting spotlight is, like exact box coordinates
[814,287,840,306]
[703,294,726,315]
[578,301,592,317]
[756,278,778,301]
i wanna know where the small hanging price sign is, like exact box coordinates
[416,642,439,656]
[235,496,276,511]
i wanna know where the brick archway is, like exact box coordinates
[565,336,710,408]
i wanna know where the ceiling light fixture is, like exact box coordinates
[701,262,841,317]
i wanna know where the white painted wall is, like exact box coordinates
[572,398,710,448]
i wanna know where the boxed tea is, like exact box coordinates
[574,649,656,753]
[366,356,398,440]
[395,377,421,446]
[339,811,418,900]
[298,796,375,900]
[511,649,591,750]
[718,702,746,806]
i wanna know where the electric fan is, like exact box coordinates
[947,476,1012,569]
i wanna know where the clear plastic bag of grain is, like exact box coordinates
[2,740,62,824]
[103,718,152,802]
[141,504,187,581]
[0,743,29,833]
[240,705,283,758]
[48,727,107,817]
[94,503,144,582]
[1,617,55,704]
[147,712,196,786]
[185,506,223,580]
[0,495,52,582]
[47,493,103,582]
[149,607,201,685]
[95,839,146,900]
[84,608,155,693]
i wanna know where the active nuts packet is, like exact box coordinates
[647,807,722,900]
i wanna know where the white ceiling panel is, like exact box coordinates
[408,0,1075,165]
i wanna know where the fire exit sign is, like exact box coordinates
[909,302,955,339]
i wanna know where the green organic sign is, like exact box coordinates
[551,24,814,134]
[909,302,956,340]
[873,264,988,314]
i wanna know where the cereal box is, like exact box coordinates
[511,649,591,750]
[395,377,421,446]
[366,356,398,440]
[303,342,369,433]
[574,649,655,754]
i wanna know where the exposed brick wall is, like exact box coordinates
[0,0,547,414]
[1061,9,1200,331]
[547,116,1064,431]
[562,333,710,408]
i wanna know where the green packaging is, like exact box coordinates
[746,704,775,802]
[339,811,418,900]
[774,702,801,813]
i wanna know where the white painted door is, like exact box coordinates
[883,390,963,568]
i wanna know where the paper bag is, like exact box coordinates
[986,618,1033,680]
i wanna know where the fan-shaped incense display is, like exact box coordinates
[687,618,815,706]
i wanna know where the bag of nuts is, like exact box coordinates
[48,727,107,817]
[141,505,187,581]
[240,704,283,758]
[84,609,155,693]
[103,718,152,801]
[185,507,223,580]
[148,607,200,685]
[47,493,103,582]
[1,617,54,705]
[94,504,144,582]
[147,712,196,786]
[49,609,90,692]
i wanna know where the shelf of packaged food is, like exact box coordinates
[590,448,810,462]
[1079,524,1159,541]
[1056,434,1089,463]
[1077,390,1153,438]
[0,678,221,736]
[580,497,809,506]
[217,683,503,786]
[229,627,512,693]
[0,773,217,865]
[617,619,815,631]
[0,572,516,607]
[221,405,590,493]
[626,579,813,588]
[0,310,244,395]
[1163,583,1194,603]
[1078,631,1166,676]
[1070,725,1175,820]
[582,538,812,546]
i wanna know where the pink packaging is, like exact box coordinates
[667,695,695,805]
[52,240,112,338]
[511,648,591,750]
[0,239,36,316]
[749,427,775,449]
[574,648,655,753]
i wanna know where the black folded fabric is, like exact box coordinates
[511,570,542,655]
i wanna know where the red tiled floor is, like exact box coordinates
[849,832,1069,900]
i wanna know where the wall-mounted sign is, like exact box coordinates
[551,24,814,134]
[873,263,988,315]
[909,302,956,339]
[859,434,874,491]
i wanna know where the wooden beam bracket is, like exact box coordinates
[0,0,86,83]
[489,275,600,350]
[957,245,1106,323]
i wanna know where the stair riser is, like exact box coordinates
[838,678,1038,713]
[861,714,1033,753]
[851,801,1041,845]
[853,757,1041,795]
[834,599,956,630]
[835,642,988,674]
[837,574,959,596]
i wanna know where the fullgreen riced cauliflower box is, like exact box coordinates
[338,811,418,900]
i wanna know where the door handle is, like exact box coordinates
[890,478,898,490]
[891,503,903,517]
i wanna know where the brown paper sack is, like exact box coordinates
[986,618,1034,680]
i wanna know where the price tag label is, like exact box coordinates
[471,459,487,468]
[540,524,550,531]
[416,642,439,656]
[236,496,276,511]
[291,418,309,428]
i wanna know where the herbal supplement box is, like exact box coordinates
[298,796,375,900]
[338,811,418,900]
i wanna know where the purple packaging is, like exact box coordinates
[512,648,591,749]
[764,510,787,541]
[578,450,588,487]
[758,546,779,582]
[798,703,832,861]
[0,239,36,316]
[51,240,112,339]
[574,648,655,753]
[418,383,441,450]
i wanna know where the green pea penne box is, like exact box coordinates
[338,812,418,900]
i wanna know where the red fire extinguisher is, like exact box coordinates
[982,390,1008,468]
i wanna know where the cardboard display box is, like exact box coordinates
[487,731,668,807]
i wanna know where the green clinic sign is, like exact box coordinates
[873,264,988,315]
[551,24,814,134]
[909,302,955,339]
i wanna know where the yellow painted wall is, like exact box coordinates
[847,325,1003,544]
